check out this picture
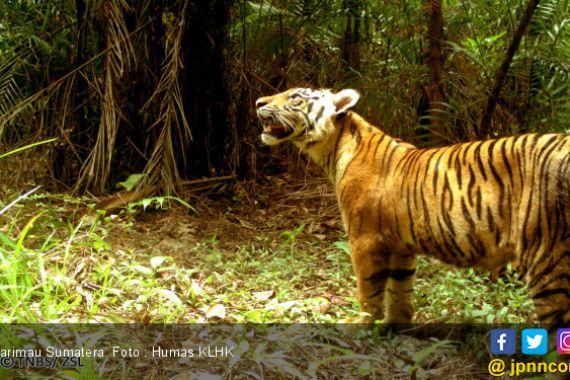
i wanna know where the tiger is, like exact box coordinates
[256,87,570,325]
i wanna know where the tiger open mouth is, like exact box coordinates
[258,113,294,139]
[261,124,293,139]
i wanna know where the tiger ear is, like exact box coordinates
[333,89,360,115]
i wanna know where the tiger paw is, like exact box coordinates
[338,312,380,324]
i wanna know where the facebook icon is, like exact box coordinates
[490,329,517,355]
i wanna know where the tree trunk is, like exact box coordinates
[479,0,540,137]
[115,0,167,179]
[52,0,89,187]
[182,0,235,177]
[342,0,361,71]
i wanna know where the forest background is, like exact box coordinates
[1,0,568,195]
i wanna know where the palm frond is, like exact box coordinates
[139,0,191,194]
[0,59,24,119]
[76,0,136,192]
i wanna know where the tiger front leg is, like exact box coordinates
[350,236,390,322]
[384,252,416,324]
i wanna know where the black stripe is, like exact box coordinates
[473,141,488,181]
[305,141,318,149]
[475,187,482,220]
[432,150,445,195]
[443,174,453,211]
[300,110,313,130]
[354,125,362,145]
[521,180,534,252]
[315,106,325,122]
[421,149,439,185]
[487,205,496,231]
[390,268,416,281]
[500,138,514,185]
[368,288,385,299]
[461,198,476,231]
[531,273,570,294]
[435,217,460,260]
[420,184,436,245]
[461,141,475,165]
[455,147,463,189]
[406,186,417,244]
[533,288,570,300]
[528,251,570,288]
[487,140,505,219]
[332,120,347,175]
[364,269,390,283]
[467,165,476,207]
[360,132,373,160]
[381,143,398,176]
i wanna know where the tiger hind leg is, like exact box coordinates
[527,248,570,326]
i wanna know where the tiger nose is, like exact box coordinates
[255,99,268,109]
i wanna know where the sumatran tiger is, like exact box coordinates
[256,87,570,326]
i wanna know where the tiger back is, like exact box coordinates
[256,87,570,326]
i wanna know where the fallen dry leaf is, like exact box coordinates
[277,300,298,310]
[318,301,330,313]
[203,304,226,320]
[331,296,349,306]
[252,290,275,301]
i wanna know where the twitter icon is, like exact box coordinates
[522,328,548,355]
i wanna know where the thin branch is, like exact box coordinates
[479,0,540,136]
[0,186,41,216]
[180,175,235,187]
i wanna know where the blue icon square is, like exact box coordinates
[522,328,548,355]
[490,329,516,355]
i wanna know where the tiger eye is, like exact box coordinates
[290,98,304,106]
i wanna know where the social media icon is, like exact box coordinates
[557,328,570,354]
[521,328,548,355]
[490,329,516,355]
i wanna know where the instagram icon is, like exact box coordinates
[557,329,570,354]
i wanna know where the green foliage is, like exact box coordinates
[415,259,534,323]
[0,138,57,160]
[332,240,350,255]
[126,195,196,213]
[116,174,146,191]
[237,0,570,145]
[280,223,305,249]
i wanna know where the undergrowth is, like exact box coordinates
[0,193,533,324]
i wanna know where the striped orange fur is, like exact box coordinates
[256,87,570,325]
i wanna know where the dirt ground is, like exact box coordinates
[103,173,345,260]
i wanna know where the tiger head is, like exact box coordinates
[255,88,360,147]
